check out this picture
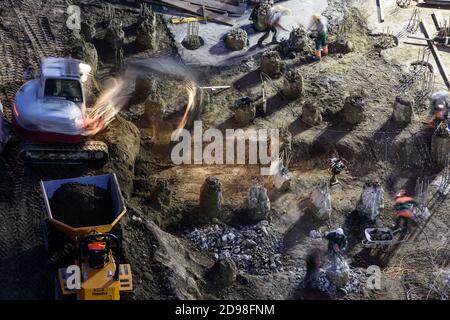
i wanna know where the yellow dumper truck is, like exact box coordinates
[41,173,132,300]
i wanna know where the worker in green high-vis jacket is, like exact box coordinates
[325,228,348,256]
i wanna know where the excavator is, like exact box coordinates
[12,57,108,164]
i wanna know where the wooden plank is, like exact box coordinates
[432,11,445,30]
[376,0,384,23]
[181,0,245,14]
[145,0,235,25]
[421,19,450,88]
[423,0,450,6]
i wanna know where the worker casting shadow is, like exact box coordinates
[309,123,353,156]
[282,199,323,254]
[234,69,263,90]
[261,93,290,117]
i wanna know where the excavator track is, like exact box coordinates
[18,141,109,165]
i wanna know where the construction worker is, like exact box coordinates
[325,228,348,257]
[307,14,328,60]
[426,90,450,128]
[257,6,292,47]
[393,189,416,231]
[329,156,347,186]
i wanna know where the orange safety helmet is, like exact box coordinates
[87,242,106,251]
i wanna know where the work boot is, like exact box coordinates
[322,46,329,56]
[314,50,321,60]
[330,175,339,186]
[270,36,278,45]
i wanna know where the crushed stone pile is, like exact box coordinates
[186,220,283,275]
[49,183,113,228]
[307,258,361,294]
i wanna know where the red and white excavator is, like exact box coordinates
[12,57,108,163]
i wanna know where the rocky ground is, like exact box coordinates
[0,0,449,300]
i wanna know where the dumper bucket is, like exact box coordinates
[41,173,126,238]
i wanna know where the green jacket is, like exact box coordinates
[325,231,348,251]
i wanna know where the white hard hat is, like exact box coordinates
[336,228,344,235]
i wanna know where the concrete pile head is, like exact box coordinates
[206,258,238,291]
[247,185,271,222]
[342,95,365,125]
[301,100,323,125]
[234,96,256,125]
[307,183,332,220]
[105,20,125,50]
[260,50,282,79]
[200,176,223,221]
[288,27,307,52]
[80,21,96,42]
[136,20,156,50]
[254,3,272,31]
[356,180,384,221]
[225,28,249,51]
[392,95,413,125]
[431,121,450,168]
[282,69,303,100]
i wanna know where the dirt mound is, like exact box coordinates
[122,205,213,299]
[100,116,140,198]
[49,183,113,228]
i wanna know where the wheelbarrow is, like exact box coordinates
[361,227,404,249]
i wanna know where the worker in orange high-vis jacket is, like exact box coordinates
[393,189,416,231]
